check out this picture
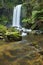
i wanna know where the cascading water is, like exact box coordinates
[12,5,22,27]
[12,4,32,36]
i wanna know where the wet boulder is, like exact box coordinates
[4,31,22,42]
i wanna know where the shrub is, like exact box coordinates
[0,24,7,33]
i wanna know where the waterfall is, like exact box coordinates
[12,4,22,27]
[12,4,32,36]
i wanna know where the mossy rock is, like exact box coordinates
[0,36,3,39]
[4,31,22,42]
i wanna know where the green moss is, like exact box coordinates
[4,29,22,41]
[0,24,7,33]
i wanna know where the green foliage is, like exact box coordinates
[32,11,38,23]
[0,24,7,33]
[32,10,43,22]
[0,0,43,30]
[22,9,43,29]
[22,18,32,29]
[22,18,32,23]
[31,10,43,30]
[1,15,8,25]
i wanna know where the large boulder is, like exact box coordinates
[4,31,22,42]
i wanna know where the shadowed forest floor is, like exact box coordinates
[0,34,43,65]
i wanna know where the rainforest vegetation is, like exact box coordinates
[0,0,43,29]
[0,0,43,65]
[0,0,43,40]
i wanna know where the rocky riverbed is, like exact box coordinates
[0,34,43,65]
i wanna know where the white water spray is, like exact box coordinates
[12,5,22,27]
